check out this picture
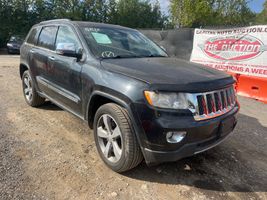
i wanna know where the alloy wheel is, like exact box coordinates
[23,74,33,102]
[97,114,123,163]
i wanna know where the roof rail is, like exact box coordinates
[39,19,71,24]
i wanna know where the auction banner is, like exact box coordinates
[190,26,267,78]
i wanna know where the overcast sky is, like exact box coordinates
[154,0,265,15]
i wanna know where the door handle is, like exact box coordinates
[30,49,35,53]
[48,56,56,61]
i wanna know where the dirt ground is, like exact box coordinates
[0,55,266,200]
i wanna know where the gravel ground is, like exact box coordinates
[0,55,266,200]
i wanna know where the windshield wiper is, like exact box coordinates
[100,54,167,60]
[101,55,143,59]
[146,54,167,58]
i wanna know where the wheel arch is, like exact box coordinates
[86,90,146,159]
[86,90,132,129]
[19,63,29,79]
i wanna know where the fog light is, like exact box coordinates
[166,131,187,143]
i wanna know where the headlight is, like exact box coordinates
[7,43,13,47]
[144,91,189,109]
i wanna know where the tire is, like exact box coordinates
[22,70,45,107]
[93,103,143,172]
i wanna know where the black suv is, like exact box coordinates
[20,19,239,172]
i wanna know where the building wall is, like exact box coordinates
[140,29,194,60]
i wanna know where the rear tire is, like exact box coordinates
[93,103,143,172]
[22,70,45,107]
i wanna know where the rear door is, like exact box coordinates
[24,26,41,83]
[32,26,58,96]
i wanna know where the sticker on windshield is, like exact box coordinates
[86,28,100,32]
[91,32,112,44]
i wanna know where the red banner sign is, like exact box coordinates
[190,26,267,78]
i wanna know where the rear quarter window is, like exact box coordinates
[26,27,40,45]
[37,26,58,50]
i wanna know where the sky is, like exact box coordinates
[154,0,265,15]
[248,0,265,13]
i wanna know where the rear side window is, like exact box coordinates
[27,27,39,44]
[37,26,58,50]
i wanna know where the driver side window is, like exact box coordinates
[55,26,81,52]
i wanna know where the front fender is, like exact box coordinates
[85,88,148,154]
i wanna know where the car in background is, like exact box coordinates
[7,36,24,54]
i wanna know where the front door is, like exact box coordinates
[45,25,84,115]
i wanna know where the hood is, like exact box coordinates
[100,57,235,92]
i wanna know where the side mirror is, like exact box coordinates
[56,43,82,60]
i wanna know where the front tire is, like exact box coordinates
[93,103,143,172]
[22,70,45,107]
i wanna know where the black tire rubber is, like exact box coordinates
[22,70,46,107]
[93,103,143,172]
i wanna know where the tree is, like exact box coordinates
[0,0,169,47]
[113,0,166,28]
[107,0,118,24]
[82,0,108,22]
[53,0,83,20]
[171,0,213,27]
[212,0,256,26]
[32,0,57,21]
[171,0,255,28]
[255,1,267,24]
[0,0,34,41]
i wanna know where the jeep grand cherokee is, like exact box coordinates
[20,19,239,172]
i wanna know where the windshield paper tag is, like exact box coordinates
[91,32,112,44]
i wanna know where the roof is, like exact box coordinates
[38,19,135,31]
[39,19,71,25]
[74,21,135,31]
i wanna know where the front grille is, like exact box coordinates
[189,86,236,121]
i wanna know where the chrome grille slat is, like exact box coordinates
[211,93,216,113]
[203,94,208,115]
[222,91,227,109]
[217,92,223,111]
[230,87,235,105]
[225,89,231,107]
[188,86,236,121]
[226,88,231,105]
[218,92,222,110]
[229,88,233,105]
[224,90,228,108]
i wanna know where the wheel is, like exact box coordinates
[22,70,45,107]
[94,103,143,172]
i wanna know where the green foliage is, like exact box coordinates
[82,0,108,22]
[171,0,256,27]
[0,0,35,46]
[114,0,167,28]
[0,0,168,47]
[171,0,213,27]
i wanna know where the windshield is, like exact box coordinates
[81,27,168,59]
[9,36,23,43]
